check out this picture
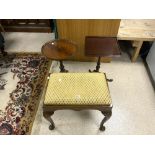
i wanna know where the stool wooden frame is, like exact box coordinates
[43,104,112,131]
[43,73,112,131]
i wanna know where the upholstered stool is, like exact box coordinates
[43,73,112,131]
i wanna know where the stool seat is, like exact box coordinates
[44,73,112,105]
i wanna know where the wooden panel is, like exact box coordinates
[118,19,155,41]
[56,19,120,62]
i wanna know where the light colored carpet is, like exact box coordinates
[31,52,155,135]
[2,32,54,53]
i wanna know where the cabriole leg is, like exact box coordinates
[43,111,55,130]
[99,110,112,131]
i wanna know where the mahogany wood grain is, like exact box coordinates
[85,36,121,57]
[41,39,77,60]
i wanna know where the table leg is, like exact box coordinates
[0,32,7,56]
[89,56,101,72]
[99,110,112,131]
[131,41,143,62]
[1,45,7,56]
[59,60,68,73]
[43,111,55,130]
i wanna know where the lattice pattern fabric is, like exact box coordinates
[44,73,112,105]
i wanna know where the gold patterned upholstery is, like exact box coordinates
[44,73,112,105]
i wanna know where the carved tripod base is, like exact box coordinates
[89,56,101,73]
[43,111,55,130]
[59,60,68,73]
[99,110,112,131]
[88,56,114,82]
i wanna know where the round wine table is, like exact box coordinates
[42,39,77,72]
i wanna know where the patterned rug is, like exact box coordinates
[0,54,50,135]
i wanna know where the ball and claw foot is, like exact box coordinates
[43,111,55,131]
[106,78,113,82]
[60,69,68,73]
[89,69,100,73]
[99,125,105,131]
[49,124,55,130]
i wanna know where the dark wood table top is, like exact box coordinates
[41,39,77,60]
[85,36,121,57]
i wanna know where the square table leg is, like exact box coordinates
[131,41,143,62]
